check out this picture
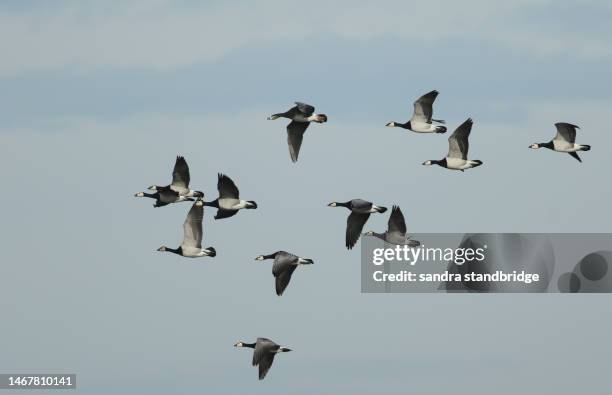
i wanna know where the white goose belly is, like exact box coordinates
[181,245,205,257]
[553,140,579,152]
[218,198,247,210]
[409,120,437,133]
[446,157,468,170]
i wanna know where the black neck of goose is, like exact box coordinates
[401,121,411,129]
[263,253,278,260]
[242,342,256,348]
[435,158,448,168]
[337,201,351,208]
[541,141,554,150]
[372,232,386,240]
[166,246,182,255]
[203,199,219,208]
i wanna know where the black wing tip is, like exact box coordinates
[218,172,232,182]
[569,152,583,162]
[555,122,580,129]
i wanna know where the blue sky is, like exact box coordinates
[0,1,611,394]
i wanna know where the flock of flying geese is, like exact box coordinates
[134,90,592,380]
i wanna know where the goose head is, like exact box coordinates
[134,192,145,197]
[157,245,167,252]
[529,143,541,149]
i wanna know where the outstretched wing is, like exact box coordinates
[172,156,190,190]
[252,338,273,366]
[287,121,310,162]
[294,102,315,115]
[387,205,407,235]
[182,200,203,248]
[411,90,438,123]
[346,212,370,249]
[258,353,276,380]
[275,265,297,296]
[217,173,239,199]
[214,209,238,220]
[554,122,579,144]
[447,118,473,160]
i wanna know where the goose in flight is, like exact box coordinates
[529,123,591,162]
[386,90,446,133]
[148,156,204,198]
[364,206,420,246]
[204,173,257,219]
[328,199,388,249]
[422,118,483,171]
[234,338,292,380]
[156,199,216,258]
[267,102,328,162]
[134,190,193,208]
[255,251,314,296]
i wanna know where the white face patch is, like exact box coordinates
[255,256,264,260]
[328,202,337,207]
[529,144,539,149]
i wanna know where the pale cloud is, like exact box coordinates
[0,0,610,74]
